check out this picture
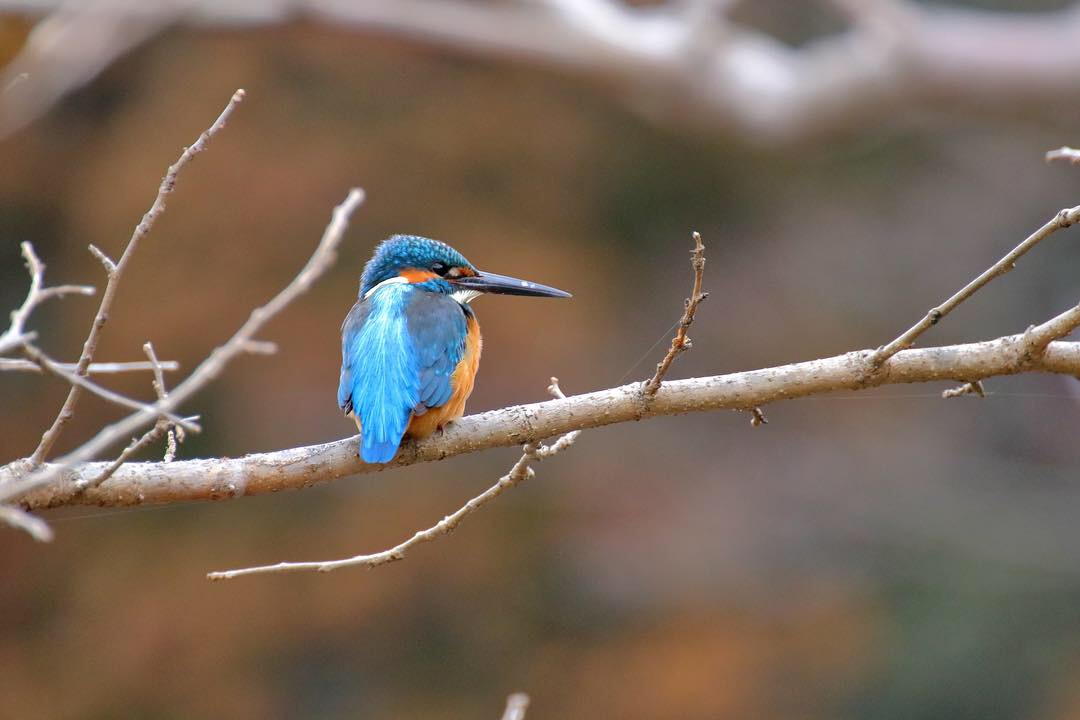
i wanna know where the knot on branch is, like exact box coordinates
[1010,323,1058,372]
[1057,207,1078,229]
[859,348,892,387]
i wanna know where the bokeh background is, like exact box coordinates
[4,2,1080,718]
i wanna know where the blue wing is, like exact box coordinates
[338,301,370,415]
[406,292,469,416]
[338,285,468,463]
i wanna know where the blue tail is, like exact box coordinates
[339,284,420,464]
[361,439,400,464]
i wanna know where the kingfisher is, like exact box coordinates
[339,234,571,463]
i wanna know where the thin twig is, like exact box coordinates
[144,342,169,403]
[0,242,95,356]
[77,342,185,491]
[19,344,197,432]
[207,377,579,580]
[0,504,52,542]
[0,188,365,508]
[29,88,246,467]
[1046,147,1080,165]
[871,203,1080,367]
[500,693,530,720]
[76,415,199,493]
[644,230,708,395]
[87,244,116,274]
[2,72,28,95]
[0,359,179,374]
[143,342,184,463]
[942,380,985,399]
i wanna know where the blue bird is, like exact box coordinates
[339,235,571,463]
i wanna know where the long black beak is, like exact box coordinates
[452,270,571,298]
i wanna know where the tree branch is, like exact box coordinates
[0,187,365,507]
[28,87,246,466]
[206,378,581,580]
[1047,146,1080,165]
[18,343,198,432]
[644,230,707,395]
[0,359,180,374]
[4,162,1079,570]
[871,204,1080,366]
[941,380,985,399]
[6,2,1080,142]
[80,342,188,491]
[0,504,52,542]
[0,241,95,356]
[10,329,1080,513]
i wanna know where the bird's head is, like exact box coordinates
[360,234,571,302]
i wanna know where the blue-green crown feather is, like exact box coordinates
[359,235,474,297]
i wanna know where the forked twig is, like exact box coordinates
[208,378,580,580]
[644,231,707,395]
[871,203,1080,367]
[78,342,188,491]
[20,344,196,432]
[0,187,365,509]
[0,242,95,356]
[29,88,246,466]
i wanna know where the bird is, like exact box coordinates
[339,234,571,464]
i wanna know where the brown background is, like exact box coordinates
[4,8,1080,719]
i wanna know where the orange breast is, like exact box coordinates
[406,314,482,439]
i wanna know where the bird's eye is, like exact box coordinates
[431,261,449,276]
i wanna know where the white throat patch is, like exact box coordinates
[364,277,480,305]
[362,276,409,300]
[452,289,481,304]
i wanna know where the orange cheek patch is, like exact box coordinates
[399,268,439,283]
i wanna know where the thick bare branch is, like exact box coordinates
[10,327,1080,513]
[644,230,707,395]
[6,2,1080,142]
[871,204,1080,366]
[207,377,580,580]
[29,88,246,466]
[0,1,181,138]
[0,187,365,506]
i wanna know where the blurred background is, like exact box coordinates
[4,1,1080,718]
